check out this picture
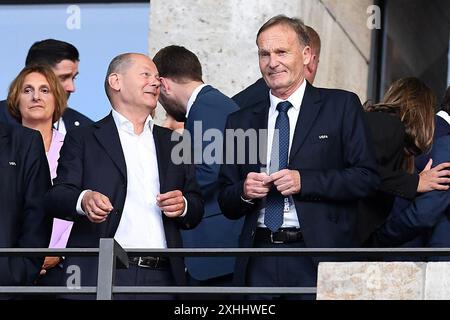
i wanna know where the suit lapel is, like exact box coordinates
[250,99,269,171]
[152,125,169,192]
[289,82,322,162]
[0,124,9,156]
[93,113,127,180]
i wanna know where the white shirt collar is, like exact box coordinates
[186,84,208,117]
[111,109,154,135]
[437,110,450,125]
[269,79,307,113]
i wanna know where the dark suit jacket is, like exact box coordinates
[415,113,450,171]
[0,99,93,131]
[0,123,52,286]
[181,85,243,281]
[371,135,450,250]
[357,111,418,243]
[219,82,380,285]
[61,107,93,131]
[45,113,204,288]
[232,78,268,109]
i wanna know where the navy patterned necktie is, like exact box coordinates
[264,101,292,232]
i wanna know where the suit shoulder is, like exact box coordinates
[316,87,360,100]
[64,117,99,138]
[2,124,43,154]
[64,107,94,123]
[431,136,450,165]
[226,104,258,121]
[364,111,404,129]
[194,86,239,114]
[232,78,268,108]
[153,124,178,139]
[314,87,363,114]
[9,124,40,140]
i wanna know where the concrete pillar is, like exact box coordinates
[425,262,450,300]
[149,0,373,123]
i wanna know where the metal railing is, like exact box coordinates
[1,239,450,300]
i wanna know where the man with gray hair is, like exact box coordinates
[219,15,379,299]
[45,53,204,299]
[232,25,321,109]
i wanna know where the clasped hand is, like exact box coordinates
[243,169,301,200]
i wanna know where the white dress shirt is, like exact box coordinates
[111,110,167,248]
[76,110,167,249]
[437,110,450,125]
[257,80,307,229]
[186,83,208,117]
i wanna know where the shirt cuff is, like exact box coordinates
[240,195,254,204]
[179,196,188,217]
[76,190,91,215]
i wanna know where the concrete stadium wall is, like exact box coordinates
[317,262,450,300]
[148,0,373,124]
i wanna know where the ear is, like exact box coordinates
[108,73,120,92]
[302,45,312,66]
[159,77,170,94]
[306,54,315,71]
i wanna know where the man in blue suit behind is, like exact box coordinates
[154,45,243,290]
[369,87,450,254]
[218,15,379,299]
[369,135,450,253]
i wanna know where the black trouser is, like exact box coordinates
[246,229,317,300]
[113,262,175,300]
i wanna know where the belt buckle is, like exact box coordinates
[137,257,147,268]
[137,256,159,268]
[270,231,284,244]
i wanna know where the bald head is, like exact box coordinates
[104,53,160,113]
[104,53,139,100]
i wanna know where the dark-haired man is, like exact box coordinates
[154,45,243,292]
[0,39,92,133]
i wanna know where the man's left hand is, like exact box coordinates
[157,190,185,218]
[264,169,301,196]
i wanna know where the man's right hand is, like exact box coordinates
[418,159,450,193]
[81,191,113,223]
[243,172,271,199]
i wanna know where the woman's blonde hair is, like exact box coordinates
[365,77,436,173]
[7,64,67,124]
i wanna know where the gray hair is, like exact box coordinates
[257,15,310,48]
[104,53,136,101]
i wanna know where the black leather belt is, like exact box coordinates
[129,256,169,269]
[255,227,303,244]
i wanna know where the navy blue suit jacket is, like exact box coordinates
[0,99,93,131]
[416,113,450,171]
[219,82,380,285]
[232,78,268,109]
[373,135,450,251]
[45,114,204,289]
[181,85,244,280]
[0,123,51,286]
